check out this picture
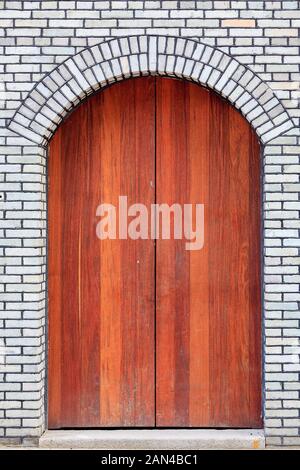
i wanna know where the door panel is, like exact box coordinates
[155,78,261,427]
[48,76,261,429]
[48,77,156,428]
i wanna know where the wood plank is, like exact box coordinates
[249,128,263,427]
[98,77,156,426]
[155,78,212,426]
[155,78,190,426]
[209,96,249,426]
[188,84,210,426]
[61,103,88,426]
[48,127,62,429]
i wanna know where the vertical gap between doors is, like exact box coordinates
[154,76,157,428]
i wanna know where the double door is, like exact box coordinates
[48,77,261,428]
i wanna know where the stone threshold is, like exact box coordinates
[39,429,265,450]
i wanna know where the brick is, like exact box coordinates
[0,419,21,427]
[265,28,298,37]
[222,19,256,27]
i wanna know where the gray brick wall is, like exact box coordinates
[0,1,300,447]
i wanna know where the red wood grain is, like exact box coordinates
[48,77,261,429]
[155,78,262,427]
[48,77,156,428]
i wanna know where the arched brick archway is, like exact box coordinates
[3,34,299,444]
[8,35,295,147]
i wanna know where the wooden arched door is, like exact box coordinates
[48,77,262,428]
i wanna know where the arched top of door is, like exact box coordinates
[8,35,296,148]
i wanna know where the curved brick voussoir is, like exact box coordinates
[8,35,295,148]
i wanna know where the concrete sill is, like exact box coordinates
[39,429,265,450]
